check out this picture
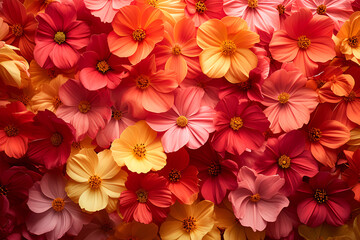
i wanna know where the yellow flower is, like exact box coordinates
[65,148,127,212]
[111,120,167,173]
[159,200,215,240]
[110,222,159,240]
[197,16,259,83]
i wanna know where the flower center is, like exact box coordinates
[172,45,182,55]
[136,189,148,203]
[136,75,150,90]
[183,216,196,232]
[132,29,146,42]
[78,100,91,114]
[52,96,62,109]
[112,110,122,120]
[298,35,311,49]
[133,143,146,159]
[96,60,110,74]
[238,80,251,91]
[168,169,181,182]
[230,116,243,131]
[278,155,291,169]
[277,4,285,15]
[47,68,59,78]
[314,188,328,203]
[344,91,356,102]
[0,185,8,196]
[50,132,63,146]
[308,127,322,142]
[52,198,65,212]
[195,1,207,13]
[278,92,290,104]
[248,0,258,8]
[54,31,66,44]
[72,141,82,150]
[147,0,158,7]
[4,124,19,137]
[10,24,23,37]
[88,175,102,189]
[316,4,327,15]
[208,163,221,176]
[176,116,188,128]
[221,40,237,56]
[250,193,261,202]
[348,36,359,48]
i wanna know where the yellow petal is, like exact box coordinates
[224,49,258,83]
[79,188,108,212]
[197,19,227,49]
[200,48,230,78]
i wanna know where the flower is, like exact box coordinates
[197,16,260,83]
[212,96,270,155]
[107,5,164,65]
[261,67,318,134]
[111,221,159,240]
[26,172,90,240]
[159,200,215,240]
[34,1,91,69]
[111,120,167,173]
[65,148,128,212]
[118,172,172,224]
[269,8,336,77]
[296,172,354,227]
[83,0,133,23]
[228,166,289,231]
[184,0,226,27]
[0,18,9,40]
[146,87,215,153]
[342,149,360,201]
[278,0,295,29]
[56,79,112,141]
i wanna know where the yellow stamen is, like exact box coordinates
[195,1,207,13]
[308,127,322,142]
[52,198,65,212]
[183,216,196,232]
[316,4,327,15]
[298,35,311,49]
[96,60,110,74]
[221,40,237,56]
[168,169,181,182]
[136,75,150,90]
[250,193,261,202]
[172,45,182,55]
[278,155,291,169]
[278,92,290,104]
[133,143,146,159]
[78,100,91,114]
[314,188,328,203]
[176,116,188,128]
[132,29,146,42]
[10,24,23,37]
[230,116,243,131]
[54,31,66,44]
[248,0,258,8]
[88,175,102,189]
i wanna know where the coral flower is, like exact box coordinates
[159,200,215,240]
[228,166,290,232]
[261,67,318,134]
[65,148,128,212]
[119,172,172,224]
[26,172,90,240]
[197,16,260,83]
[0,0,37,60]
[269,8,336,77]
[278,0,295,29]
[83,0,133,23]
[111,120,167,173]
[212,96,270,155]
[146,87,215,153]
[342,149,360,201]
[184,0,226,27]
[56,79,112,141]
[223,0,281,33]
[79,33,130,91]
[34,1,91,69]
[107,5,164,65]
[296,172,354,227]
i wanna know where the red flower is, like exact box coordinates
[342,149,360,201]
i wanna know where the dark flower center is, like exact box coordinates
[4,124,19,137]
[298,35,311,49]
[316,4,327,15]
[136,189,148,203]
[277,4,285,15]
[308,127,322,142]
[168,169,181,182]
[314,188,328,203]
[343,91,356,102]
[52,198,65,212]
[132,29,146,42]
[0,185,8,196]
[183,216,196,232]
[10,24,23,37]
[112,110,122,120]
[50,132,63,146]
[195,1,207,13]
[96,60,111,74]
[208,163,221,176]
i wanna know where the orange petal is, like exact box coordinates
[108,32,138,58]
[197,19,227,49]
[199,48,230,78]
[224,49,258,83]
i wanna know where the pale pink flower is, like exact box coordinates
[84,0,133,23]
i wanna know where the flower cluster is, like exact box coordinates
[1,0,360,239]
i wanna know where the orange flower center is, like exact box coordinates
[0,185,8,196]
[250,193,261,202]
[176,116,188,128]
[298,35,311,49]
[238,80,252,90]
[248,0,258,8]
[168,169,181,182]
[348,36,359,48]
[52,198,65,212]
[136,75,150,90]
[53,96,62,109]
[136,189,148,203]
[112,110,122,120]
[78,100,91,114]
[183,216,196,232]
[221,40,237,56]
[277,4,285,15]
[147,0,158,7]
[278,155,291,169]
[132,29,146,42]
[88,175,102,189]
[4,124,19,137]
[308,127,322,142]
[278,92,290,104]
[316,4,327,15]
[172,45,182,55]
[72,141,82,149]
[208,163,221,176]
[10,24,23,37]
[195,1,207,13]
[344,91,356,102]
[96,60,110,74]
[50,132,63,146]
[133,143,146,159]
[230,116,243,131]
[54,31,66,44]
[314,188,328,203]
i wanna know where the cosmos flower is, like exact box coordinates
[184,0,226,27]
[83,0,133,23]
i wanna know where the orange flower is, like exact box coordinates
[197,16,259,83]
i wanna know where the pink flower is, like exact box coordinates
[212,96,270,155]
[265,205,299,239]
[278,0,295,29]
[26,172,90,240]
[84,0,133,23]
[261,67,318,134]
[34,1,91,69]
[146,87,215,153]
[228,166,289,231]
[57,79,112,141]
[184,0,226,27]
